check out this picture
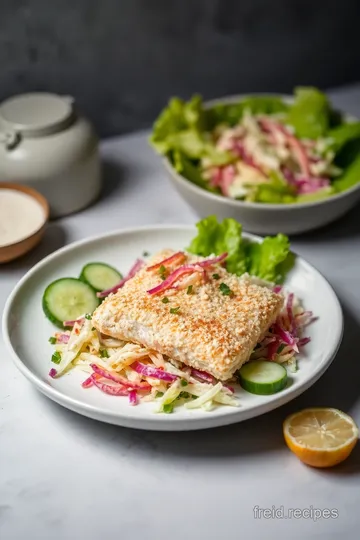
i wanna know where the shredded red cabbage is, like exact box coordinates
[97,259,144,298]
[128,389,138,406]
[132,361,178,382]
[146,251,185,272]
[90,363,151,389]
[90,375,129,396]
[63,318,84,327]
[191,368,215,383]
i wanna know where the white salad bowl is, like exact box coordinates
[163,95,360,235]
[2,225,343,431]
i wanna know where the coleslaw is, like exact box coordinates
[47,285,312,414]
[44,217,314,414]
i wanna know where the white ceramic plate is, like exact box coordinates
[2,225,343,431]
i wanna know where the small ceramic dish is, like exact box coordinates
[162,95,360,235]
[0,182,49,263]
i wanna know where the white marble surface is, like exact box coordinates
[1,85,360,540]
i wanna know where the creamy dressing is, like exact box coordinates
[0,189,45,247]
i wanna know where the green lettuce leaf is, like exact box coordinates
[328,122,360,153]
[206,96,288,129]
[245,234,292,282]
[205,102,245,129]
[333,137,360,192]
[241,96,289,116]
[150,95,231,163]
[150,95,205,153]
[188,216,292,282]
[252,172,296,203]
[187,215,247,275]
[286,87,331,139]
[171,151,219,193]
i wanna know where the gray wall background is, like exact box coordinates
[1,0,359,137]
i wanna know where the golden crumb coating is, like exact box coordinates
[92,250,284,380]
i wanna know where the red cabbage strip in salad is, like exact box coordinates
[202,112,339,201]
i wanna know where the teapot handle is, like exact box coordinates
[0,130,21,150]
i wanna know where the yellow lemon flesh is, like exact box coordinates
[283,408,359,468]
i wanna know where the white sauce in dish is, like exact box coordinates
[0,189,46,247]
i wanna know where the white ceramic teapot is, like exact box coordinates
[0,92,101,218]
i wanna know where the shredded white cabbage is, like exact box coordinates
[185,382,223,409]
[48,285,311,414]
[55,319,93,375]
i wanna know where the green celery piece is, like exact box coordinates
[252,171,296,204]
[296,187,335,203]
[254,186,296,204]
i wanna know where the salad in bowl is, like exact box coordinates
[150,87,360,205]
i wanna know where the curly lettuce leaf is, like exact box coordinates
[187,215,247,275]
[245,234,291,282]
[162,129,231,162]
[150,95,204,153]
[188,216,292,282]
[150,95,231,164]
[286,87,331,139]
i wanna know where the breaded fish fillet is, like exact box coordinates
[92,250,283,380]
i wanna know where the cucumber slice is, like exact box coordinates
[238,360,288,395]
[79,262,122,292]
[42,278,99,328]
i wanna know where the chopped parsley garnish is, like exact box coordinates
[219,282,233,296]
[51,351,62,364]
[156,391,164,398]
[163,403,174,414]
[212,273,220,280]
[159,265,167,280]
[180,391,190,399]
[170,306,180,314]
[143,251,150,257]
[100,349,109,358]
[85,314,92,320]
[180,379,188,387]
[92,327,96,331]
[186,285,193,295]
[277,343,286,354]
[162,296,170,304]
[48,336,57,345]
